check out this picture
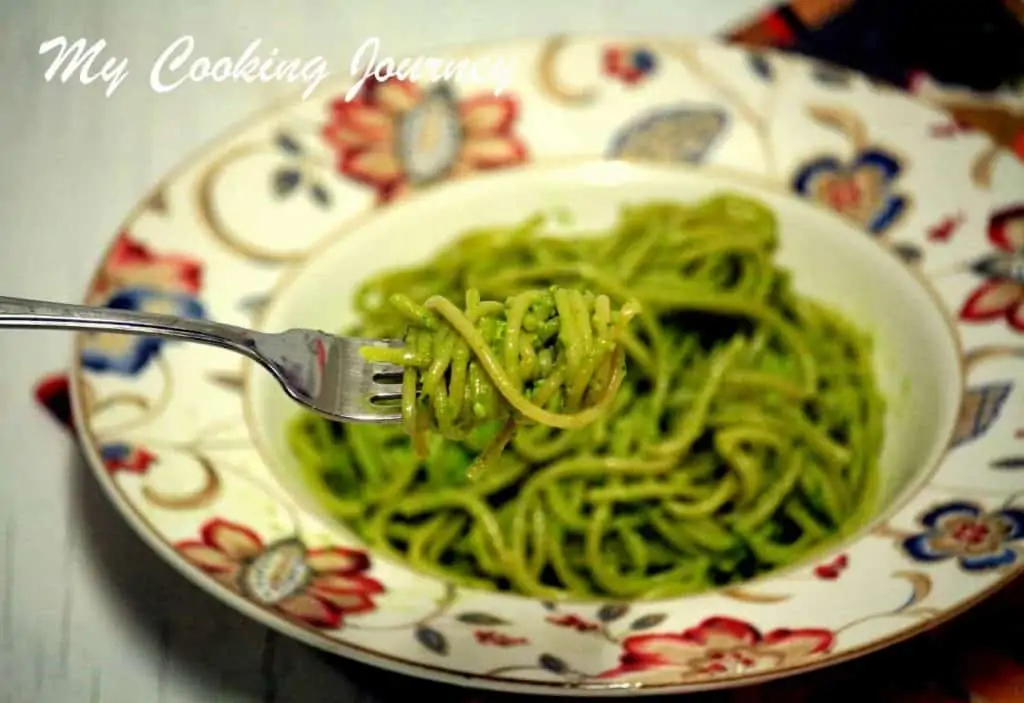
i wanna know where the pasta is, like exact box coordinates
[287,194,885,600]
[360,288,640,478]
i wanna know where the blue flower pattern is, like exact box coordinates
[902,501,1024,572]
[792,149,908,235]
[81,288,206,376]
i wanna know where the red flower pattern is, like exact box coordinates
[176,519,383,629]
[100,443,156,475]
[927,212,965,243]
[474,630,528,647]
[82,232,206,377]
[602,46,658,85]
[93,232,202,301]
[959,205,1024,332]
[546,613,600,633]
[813,554,849,580]
[323,79,528,203]
[792,149,908,235]
[600,616,835,684]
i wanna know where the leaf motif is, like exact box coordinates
[597,603,629,622]
[273,168,302,197]
[806,105,868,151]
[811,64,852,87]
[414,625,449,655]
[969,253,1024,283]
[893,570,933,611]
[892,243,923,265]
[992,457,1024,470]
[720,586,791,603]
[538,653,569,674]
[630,613,667,630]
[970,143,1001,189]
[206,371,244,392]
[146,189,169,214]
[872,522,910,539]
[309,183,331,207]
[455,612,510,626]
[953,382,1014,447]
[607,107,728,165]
[276,133,302,153]
[747,52,773,81]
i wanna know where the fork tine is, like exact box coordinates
[367,379,404,397]
[370,362,405,379]
[367,360,406,405]
[320,334,405,423]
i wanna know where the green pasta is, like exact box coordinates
[287,193,886,600]
[360,288,640,476]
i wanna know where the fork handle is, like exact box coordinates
[0,295,260,357]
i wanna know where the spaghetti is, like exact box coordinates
[361,288,640,476]
[287,194,885,600]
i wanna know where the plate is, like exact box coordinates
[70,36,1024,696]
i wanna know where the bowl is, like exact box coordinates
[252,160,962,552]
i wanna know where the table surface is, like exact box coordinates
[0,2,773,701]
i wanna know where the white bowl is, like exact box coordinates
[252,161,961,532]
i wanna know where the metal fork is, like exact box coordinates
[0,295,406,424]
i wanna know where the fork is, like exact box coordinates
[0,295,406,424]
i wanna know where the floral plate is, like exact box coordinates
[70,36,1024,696]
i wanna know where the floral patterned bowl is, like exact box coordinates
[71,36,1024,697]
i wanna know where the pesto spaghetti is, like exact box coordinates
[287,194,885,600]
[361,288,640,478]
